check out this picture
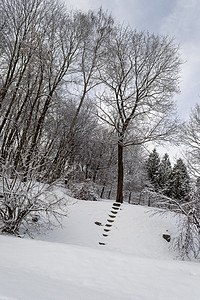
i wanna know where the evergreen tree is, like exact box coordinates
[168,158,190,201]
[146,149,160,191]
[158,153,172,195]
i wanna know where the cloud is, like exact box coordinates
[161,0,200,41]
[159,0,200,117]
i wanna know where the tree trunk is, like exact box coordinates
[100,185,105,199]
[116,142,124,203]
[128,192,132,203]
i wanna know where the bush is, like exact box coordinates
[0,164,67,236]
[71,181,100,201]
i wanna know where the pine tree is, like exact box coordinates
[158,153,172,195]
[169,158,190,201]
[146,149,160,191]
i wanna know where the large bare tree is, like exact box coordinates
[97,26,182,203]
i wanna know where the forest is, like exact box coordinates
[0,0,200,259]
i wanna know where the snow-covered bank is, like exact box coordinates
[0,198,200,299]
[38,199,178,260]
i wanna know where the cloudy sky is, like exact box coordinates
[64,0,200,121]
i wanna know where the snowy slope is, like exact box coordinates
[38,199,178,259]
[0,194,200,300]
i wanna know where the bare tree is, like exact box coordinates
[181,104,200,177]
[51,8,114,180]
[97,26,182,203]
[0,0,82,178]
[0,0,46,111]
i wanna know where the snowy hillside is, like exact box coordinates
[0,192,200,300]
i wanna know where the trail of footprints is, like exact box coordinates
[97,202,121,246]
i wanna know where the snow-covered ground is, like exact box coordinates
[0,190,200,300]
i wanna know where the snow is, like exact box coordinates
[0,191,200,300]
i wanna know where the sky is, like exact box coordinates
[64,0,200,121]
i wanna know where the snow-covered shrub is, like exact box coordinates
[71,181,100,201]
[172,203,200,260]
[0,164,67,236]
[153,193,200,260]
[174,216,200,259]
